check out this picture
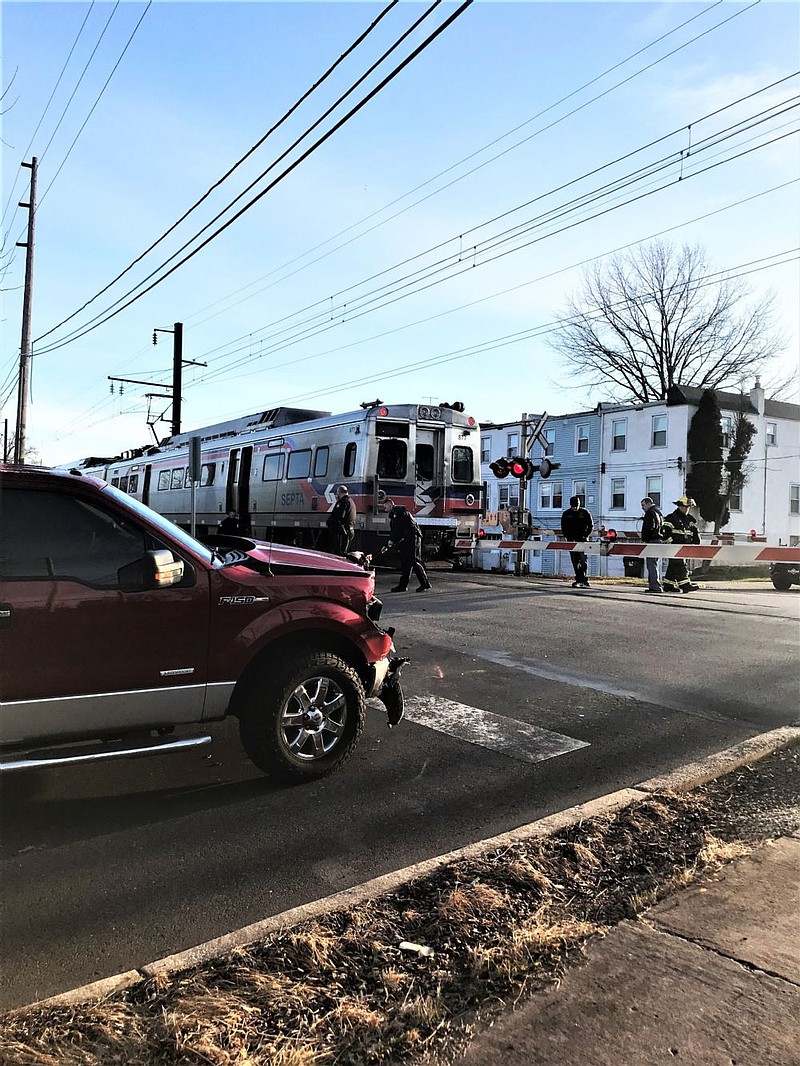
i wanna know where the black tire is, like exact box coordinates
[771,575,793,591]
[238,651,366,781]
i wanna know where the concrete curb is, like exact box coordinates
[22,725,800,1014]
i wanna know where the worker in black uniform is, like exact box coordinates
[325,485,357,555]
[662,495,701,593]
[384,506,431,592]
[561,494,594,588]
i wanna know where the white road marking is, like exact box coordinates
[404,695,589,765]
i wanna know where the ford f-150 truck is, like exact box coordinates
[0,465,405,779]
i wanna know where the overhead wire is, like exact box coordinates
[33,0,470,350]
[181,93,799,383]
[183,73,799,371]
[37,2,153,211]
[0,0,96,236]
[33,0,402,338]
[185,0,745,330]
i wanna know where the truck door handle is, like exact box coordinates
[0,603,11,629]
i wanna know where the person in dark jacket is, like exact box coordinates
[662,495,701,593]
[325,485,357,555]
[218,510,241,534]
[385,506,431,592]
[561,495,594,588]
[640,497,665,593]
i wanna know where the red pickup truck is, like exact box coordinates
[0,465,405,780]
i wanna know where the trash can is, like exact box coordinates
[623,556,644,578]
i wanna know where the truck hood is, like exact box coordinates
[208,535,371,576]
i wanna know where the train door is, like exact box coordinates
[226,446,253,528]
[414,427,442,516]
[142,464,152,507]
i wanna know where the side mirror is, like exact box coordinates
[119,549,185,591]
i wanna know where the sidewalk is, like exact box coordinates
[453,833,800,1066]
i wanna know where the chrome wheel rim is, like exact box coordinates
[281,675,348,761]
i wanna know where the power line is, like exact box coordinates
[33,1,471,351]
[0,0,96,235]
[181,97,798,383]
[184,0,747,332]
[37,3,152,210]
[32,0,402,340]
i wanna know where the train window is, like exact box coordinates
[287,449,311,479]
[157,470,171,491]
[111,478,120,488]
[171,468,185,490]
[128,474,139,494]
[378,440,406,480]
[343,442,357,477]
[262,453,285,481]
[452,446,474,483]
[118,476,129,493]
[200,463,216,487]
[183,468,193,488]
[314,446,329,478]
[416,444,434,481]
[376,420,410,439]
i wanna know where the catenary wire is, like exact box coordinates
[32,0,402,340]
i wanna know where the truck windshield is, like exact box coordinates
[103,484,216,565]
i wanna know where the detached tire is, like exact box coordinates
[238,651,366,782]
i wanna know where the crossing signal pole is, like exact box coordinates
[13,157,38,465]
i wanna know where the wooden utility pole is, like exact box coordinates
[13,157,37,465]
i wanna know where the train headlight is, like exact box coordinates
[418,405,429,418]
[465,493,476,506]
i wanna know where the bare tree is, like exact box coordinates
[550,240,783,402]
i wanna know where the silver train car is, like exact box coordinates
[74,400,484,556]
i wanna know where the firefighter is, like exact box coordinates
[663,495,701,593]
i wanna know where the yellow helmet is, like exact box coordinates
[673,495,695,507]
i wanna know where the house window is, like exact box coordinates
[611,477,625,509]
[611,419,627,451]
[539,480,563,509]
[506,432,519,458]
[791,484,800,515]
[720,416,732,449]
[729,487,742,512]
[499,484,520,508]
[766,422,777,446]
[651,414,667,448]
[576,424,589,454]
[543,428,555,457]
[572,479,587,506]
[481,436,491,463]
[645,476,662,508]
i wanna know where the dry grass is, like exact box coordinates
[0,792,745,1066]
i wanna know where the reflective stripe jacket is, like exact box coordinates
[663,508,700,545]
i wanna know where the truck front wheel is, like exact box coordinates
[238,651,366,781]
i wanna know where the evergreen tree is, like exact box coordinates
[686,390,724,524]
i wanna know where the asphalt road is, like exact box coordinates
[1,571,797,1009]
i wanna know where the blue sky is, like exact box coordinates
[2,1,798,465]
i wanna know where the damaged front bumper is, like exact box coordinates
[375,653,409,728]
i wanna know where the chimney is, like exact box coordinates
[749,379,765,415]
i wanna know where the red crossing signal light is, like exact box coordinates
[490,458,511,479]
[509,456,535,478]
